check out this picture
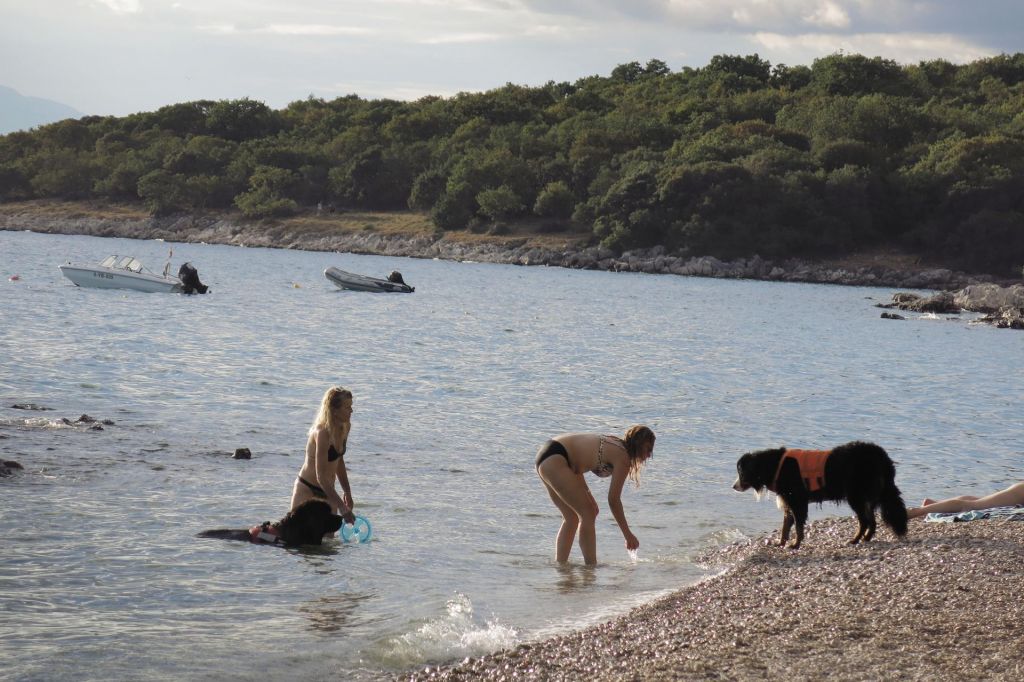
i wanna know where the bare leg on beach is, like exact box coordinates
[538,462,598,564]
[907,482,1024,519]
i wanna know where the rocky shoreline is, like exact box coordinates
[403,517,1024,681]
[877,286,1024,329]
[5,205,1022,327]
[0,206,1003,291]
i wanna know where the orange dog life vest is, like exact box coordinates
[773,449,831,492]
[249,523,282,544]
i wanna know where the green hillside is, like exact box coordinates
[1,53,1023,274]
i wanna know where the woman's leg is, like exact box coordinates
[908,495,977,518]
[960,481,1024,509]
[909,482,1024,518]
[542,479,578,562]
[290,478,314,511]
[538,459,598,565]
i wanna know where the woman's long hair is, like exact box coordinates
[623,424,655,486]
[309,386,353,452]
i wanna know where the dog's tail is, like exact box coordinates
[880,474,909,537]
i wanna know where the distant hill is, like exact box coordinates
[2,53,1023,275]
[0,85,83,134]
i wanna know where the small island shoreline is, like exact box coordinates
[403,517,1024,681]
[0,200,1009,291]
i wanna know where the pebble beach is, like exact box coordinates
[405,517,1024,681]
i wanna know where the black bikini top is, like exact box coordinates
[328,444,344,462]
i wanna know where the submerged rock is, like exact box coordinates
[953,283,1024,313]
[885,283,1024,330]
[55,414,113,429]
[886,291,960,314]
[891,292,922,306]
[977,307,1024,330]
[0,460,23,477]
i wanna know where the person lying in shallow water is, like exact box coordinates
[907,481,1024,519]
[535,425,655,565]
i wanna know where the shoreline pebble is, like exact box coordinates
[402,517,1024,681]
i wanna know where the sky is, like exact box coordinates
[2,0,1022,117]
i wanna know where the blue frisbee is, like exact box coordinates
[340,515,372,543]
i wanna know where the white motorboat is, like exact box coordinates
[59,255,208,294]
[324,267,414,293]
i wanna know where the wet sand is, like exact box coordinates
[403,517,1024,681]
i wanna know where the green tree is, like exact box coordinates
[27,149,98,198]
[810,53,910,97]
[409,168,448,210]
[206,99,279,141]
[476,185,524,222]
[327,145,410,209]
[139,101,213,135]
[0,165,30,200]
[163,135,238,174]
[93,153,151,199]
[700,54,772,93]
[137,169,190,215]
[431,180,476,231]
[533,180,575,219]
[233,165,299,217]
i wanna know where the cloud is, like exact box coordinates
[518,1,1018,37]
[420,32,504,44]
[802,1,849,29]
[259,24,374,36]
[11,0,1023,116]
[662,1,878,32]
[750,31,997,64]
[323,80,462,101]
[523,23,587,39]
[93,0,141,13]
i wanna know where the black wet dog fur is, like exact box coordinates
[732,441,908,549]
[197,499,343,547]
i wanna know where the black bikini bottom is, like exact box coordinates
[297,476,327,498]
[535,439,570,469]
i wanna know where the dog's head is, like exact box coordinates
[732,453,759,492]
[732,448,784,493]
[278,499,344,546]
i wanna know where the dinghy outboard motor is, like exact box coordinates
[178,262,208,295]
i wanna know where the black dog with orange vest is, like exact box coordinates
[732,441,908,548]
[197,499,344,547]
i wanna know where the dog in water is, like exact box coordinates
[197,499,344,547]
[732,441,908,549]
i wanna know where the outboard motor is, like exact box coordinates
[387,270,406,285]
[178,262,208,295]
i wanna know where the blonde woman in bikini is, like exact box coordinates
[907,481,1024,519]
[535,425,655,565]
[290,386,356,524]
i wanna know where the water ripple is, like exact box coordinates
[2,230,1022,680]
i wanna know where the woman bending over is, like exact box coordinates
[535,425,655,565]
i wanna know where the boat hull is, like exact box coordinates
[324,267,414,293]
[59,265,183,293]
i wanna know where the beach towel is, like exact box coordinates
[923,505,1024,523]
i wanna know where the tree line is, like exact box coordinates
[1,52,1023,274]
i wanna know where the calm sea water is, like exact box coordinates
[1,229,1021,681]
